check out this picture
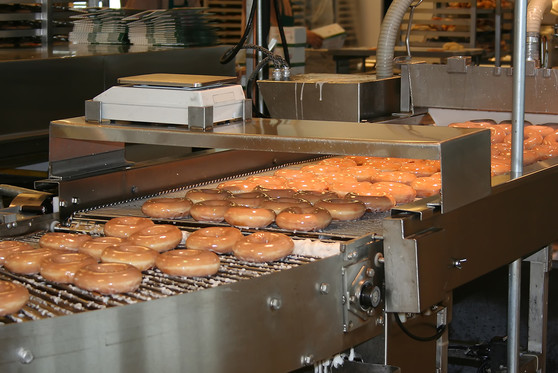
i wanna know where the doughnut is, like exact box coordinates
[410,177,442,198]
[101,244,158,271]
[190,200,234,222]
[345,193,396,212]
[328,180,368,198]
[128,224,183,253]
[504,131,543,149]
[491,157,511,176]
[40,252,97,283]
[228,191,268,208]
[0,281,29,316]
[325,173,358,185]
[155,249,220,277]
[301,164,340,176]
[247,175,287,189]
[492,142,511,156]
[0,241,33,265]
[371,171,417,185]
[104,217,154,238]
[185,188,231,204]
[255,187,296,199]
[344,155,372,165]
[260,198,312,215]
[399,161,438,177]
[275,207,332,231]
[494,123,512,135]
[532,144,558,160]
[293,190,338,204]
[449,121,505,143]
[141,197,192,219]
[185,227,243,254]
[318,157,357,168]
[39,233,92,251]
[217,179,258,194]
[344,166,379,181]
[273,168,314,180]
[73,262,142,294]
[233,232,294,262]
[286,178,328,192]
[224,206,275,228]
[363,159,402,171]
[4,248,56,275]
[315,198,366,220]
[78,236,124,260]
[543,131,558,146]
[370,182,417,204]
[526,125,554,137]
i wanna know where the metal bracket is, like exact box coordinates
[84,100,102,123]
[446,56,472,73]
[188,106,214,131]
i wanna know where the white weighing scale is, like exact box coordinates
[85,73,250,130]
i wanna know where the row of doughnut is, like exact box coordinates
[448,121,558,175]
[141,156,443,232]
[0,221,295,315]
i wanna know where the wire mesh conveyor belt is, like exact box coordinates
[0,232,317,325]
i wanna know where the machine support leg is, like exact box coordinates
[508,259,522,373]
[525,246,551,372]
[435,307,448,373]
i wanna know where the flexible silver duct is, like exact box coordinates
[376,0,416,79]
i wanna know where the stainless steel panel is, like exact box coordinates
[384,159,558,312]
[258,74,400,122]
[0,248,383,373]
[49,117,491,212]
[407,63,558,114]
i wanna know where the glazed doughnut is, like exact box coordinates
[399,161,438,177]
[224,206,275,228]
[543,131,558,146]
[104,217,154,238]
[39,233,92,251]
[504,131,543,149]
[371,171,417,185]
[344,166,379,181]
[345,193,396,212]
[0,241,33,265]
[318,157,357,168]
[185,227,243,254]
[532,144,558,160]
[315,198,366,221]
[228,191,267,208]
[273,168,314,180]
[190,200,234,222]
[101,244,158,271]
[370,182,417,204]
[293,190,338,204]
[73,262,142,294]
[363,159,402,171]
[449,121,480,129]
[185,188,231,204]
[275,207,332,231]
[155,249,220,277]
[526,125,554,137]
[141,197,192,219]
[328,180,370,198]
[326,173,358,185]
[4,248,55,275]
[0,281,29,316]
[128,224,183,253]
[256,187,296,199]
[217,179,258,194]
[260,198,312,215]
[286,178,328,192]
[492,142,511,156]
[247,175,287,189]
[233,232,294,262]
[410,177,442,198]
[491,157,511,176]
[344,155,371,165]
[79,236,124,260]
[301,164,340,176]
[40,252,97,283]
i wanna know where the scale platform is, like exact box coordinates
[85,73,250,129]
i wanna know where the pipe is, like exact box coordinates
[526,0,551,33]
[376,0,417,79]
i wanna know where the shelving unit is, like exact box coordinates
[399,0,513,59]
[0,0,77,47]
[203,0,242,45]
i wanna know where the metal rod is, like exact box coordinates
[256,0,265,115]
[495,0,502,67]
[508,0,527,371]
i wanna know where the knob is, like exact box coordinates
[359,282,381,310]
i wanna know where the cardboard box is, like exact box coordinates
[274,46,305,64]
[268,26,306,46]
[311,23,346,49]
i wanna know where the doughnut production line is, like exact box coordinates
[1,4,558,373]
